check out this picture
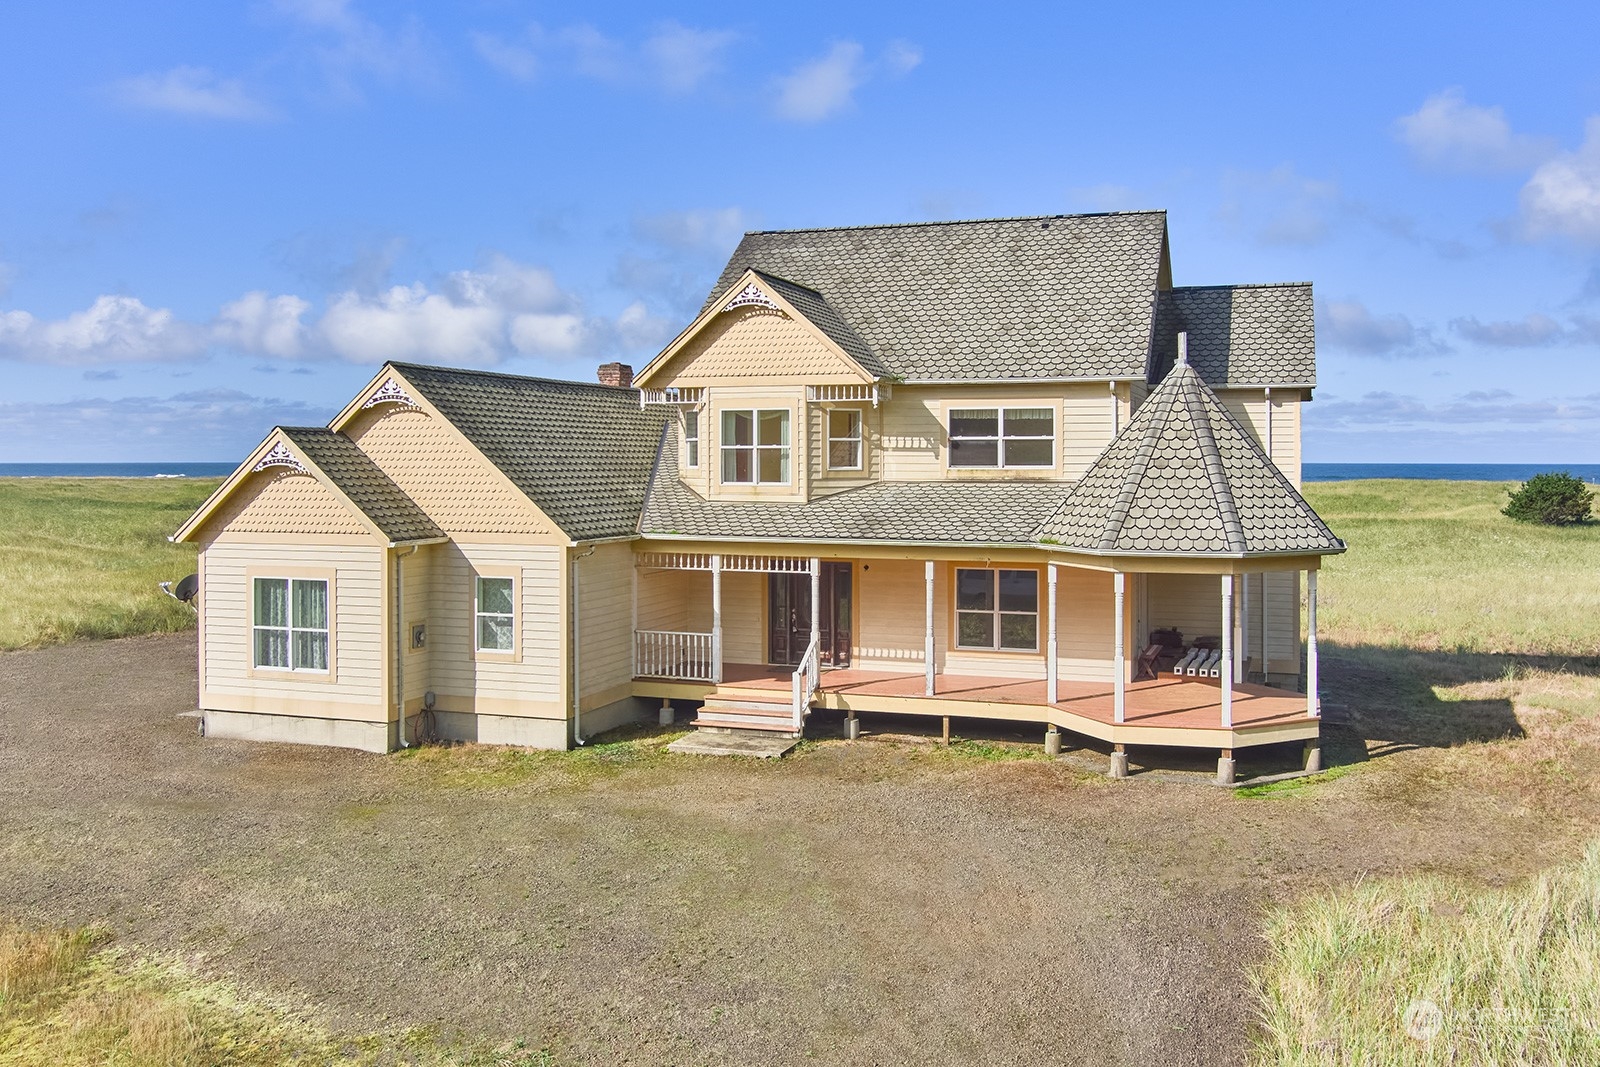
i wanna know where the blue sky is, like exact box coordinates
[2,1,1598,463]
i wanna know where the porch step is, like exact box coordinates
[693,703,799,734]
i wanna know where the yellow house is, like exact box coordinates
[173,210,1342,780]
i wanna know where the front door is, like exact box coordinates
[768,563,852,667]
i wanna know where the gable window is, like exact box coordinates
[683,410,700,468]
[955,568,1039,651]
[721,409,790,484]
[475,576,515,653]
[253,578,329,671]
[827,409,863,471]
[948,407,1054,468]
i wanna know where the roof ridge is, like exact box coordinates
[1169,281,1314,292]
[1183,371,1247,552]
[1098,388,1170,551]
[388,361,638,394]
[744,209,1167,236]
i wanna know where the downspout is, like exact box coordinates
[395,545,419,748]
[570,545,597,746]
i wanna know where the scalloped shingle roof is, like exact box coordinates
[277,427,443,543]
[1151,284,1315,387]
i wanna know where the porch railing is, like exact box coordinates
[791,633,820,730]
[634,630,715,681]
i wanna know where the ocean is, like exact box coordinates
[0,461,1596,482]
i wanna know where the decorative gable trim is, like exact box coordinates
[251,440,306,473]
[723,282,781,313]
[362,376,419,409]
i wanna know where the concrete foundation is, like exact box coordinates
[1044,727,1062,756]
[1304,743,1323,773]
[202,708,390,754]
[846,716,861,740]
[1217,756,1237,786]
[659,699,675,726]
[580,696,651,740]
[1109,751,1129,779]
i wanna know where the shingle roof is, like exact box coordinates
[391,363,671,542]
[1151,284,1315,388]
[277,427,443,543]
[705,212,1170,382]
[640,431,1067,544]
[752,270,889,378]
[1035,361,1342,556]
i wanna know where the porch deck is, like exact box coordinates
[633,663,1319,751]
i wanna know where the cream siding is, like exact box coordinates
[344,405,560,537]
[1061,392,1117,481]
[200,540,386,719]
[425,542,564,717]
[701,386,809,502]
[576,542,635,708]
[1146,571,1301,681]
[853,559,945,671]
[399,545,433,708]
[1217,389,1303,487]
[650,306,867,387]
[200,469,370,538]
[719,572,766,665]
[808,402,879,495]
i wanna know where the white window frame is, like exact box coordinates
[826,408,864,472]
[251,576,330,673]
[720,408,791,485]
[947,407,1055,469]
[474,574,517,655]
[683,409,700,469]
[953,567,1040,652]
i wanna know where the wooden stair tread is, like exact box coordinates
[693,717,799,734]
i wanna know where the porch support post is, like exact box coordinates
[1046,563,1058,704]
[1307,569,1320,718]
[809,557,821,655]
[1239,571,1250,680]
[711,553,723,685]
[1261,573,1270,682]
[1112,571,1126,724]
[924,560,936,696]
[1220,575,1235,729]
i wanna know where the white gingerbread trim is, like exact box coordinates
[361,377,418,409]
[252,440,306,473]
[723,282,780,313]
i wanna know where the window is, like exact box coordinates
[253,578,329,671]
[720,409,790,484]
[827,409,863,471]
[475,576,515,653]
[955,568,1039,651]
[683,410,700,468]
[948,407,1054,468]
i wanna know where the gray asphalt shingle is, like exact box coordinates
[1151,284,1315,387]
[277,426,443,543]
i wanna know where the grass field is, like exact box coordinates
[0,478,215,651]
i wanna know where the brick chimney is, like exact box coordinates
[597,362,634,388]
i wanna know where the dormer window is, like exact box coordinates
[948,407,1054,468]
[683,410,700,468]
[827,409,863,471]
[721,409,790,484]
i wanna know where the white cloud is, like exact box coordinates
[1519,117,1600,244]
[1217,165,1341,245]
[1394,88,1555,172]
[111,66,274,120]
[644,21,738,93]
[632,207,752,252]
[1450,312,1566,347]
[469,30,538,83]
[1318,299,1447,358]
[214,292,311,359]
[614,301,676,350]
[320,283,508,365]
[772,40,921,123]
[269,0,437,101]
[1308,389,1600,432]
[0,296,206,365]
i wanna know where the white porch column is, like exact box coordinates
[1046,564,1059,704]
[631,556,640,678]
[1239,572,1250,679]
[810,557,821,655]
[1220,575,1235,728]
[924,561,936,696]
[1112,571,1126,724]
[1307,569,1320,718]
[711,553,723,684]
[1261,573,1270,681]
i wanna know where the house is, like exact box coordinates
[173,210,1342,780]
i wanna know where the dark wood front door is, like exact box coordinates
[768,563,852,667]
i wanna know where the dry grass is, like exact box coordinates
[0,922,553,1066]
[1253,842,1600,1066]
[0,478,215,650]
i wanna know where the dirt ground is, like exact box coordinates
[1,634,1595,1066]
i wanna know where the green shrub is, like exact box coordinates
[1502,472,1593,526]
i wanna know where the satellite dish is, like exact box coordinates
[174,573,199,603]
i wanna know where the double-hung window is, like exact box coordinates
[683,410,700,468]
[955,568,1039,651]
[720,409,790,484]
[475,576,515,653]
[253,577,329,671]
[827,409,863,471]
[948,407,1055,468]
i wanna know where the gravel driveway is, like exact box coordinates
[0,634,1579,1065]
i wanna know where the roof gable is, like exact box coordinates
[1151,284,1316,388]
[1035,360,1342,556]
[705,212,1169,382]
[635,270,881,388]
